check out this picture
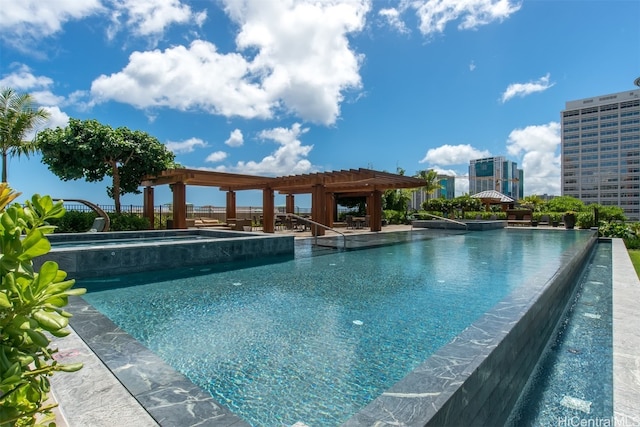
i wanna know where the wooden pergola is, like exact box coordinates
[140,168,425,235]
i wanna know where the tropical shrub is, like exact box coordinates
[544,195,586,213]
[590,204,626,222]
[48,211,96,233]
[108,213,149,231]
[576,211,596,229]
[383,209,406,225]
[0,186,86,426]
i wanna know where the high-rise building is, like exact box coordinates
[410,174,455,210]
[468,156,523,200]
[561,89,640,220]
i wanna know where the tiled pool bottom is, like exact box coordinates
[49,234,640,426]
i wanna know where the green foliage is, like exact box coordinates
[590,204,627,222]
[544,195,586,213]
[0,88,51,183]
[338,197,366,216]
[0,186,86,426]
[37,118,176,213]
[383,210,406,225]
[625,238,640,250]
[108,213,150,231]
[47,211,97,233]
[416,169,442,200]
[518,195,545,212]
[576,211,596,229]
[382,189,411,213]
[598,221,636,240]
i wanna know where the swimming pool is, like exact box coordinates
[77,228,595,426]
[37,229,294,278]
[507,240,613,425]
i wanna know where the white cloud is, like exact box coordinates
[0,0,102,45]
[379,8,409,34]
[90,40,274,118]
[0,65,70,136]
[0,64,54,92]
[165,137,207,154]
[501,73,554,103]
[91,0,369,125]
[469,60,476,71]
[420,144,491,165]
[107,0,207,42]
[217,123,315,176]
[225,129,244,147]
[205,151,228,162]
[506,122,561,195]
[402,0,521,36]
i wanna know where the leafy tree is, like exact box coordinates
[519,195,544,212]
[37,119,176,213]
[416,169,442,202]
[544,195,586,213]
[0,88,50,182]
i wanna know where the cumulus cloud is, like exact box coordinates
[1,0,205,52]
[506,122,561,195]
[91,0,368,125]
[420,144,491,165]
[107,0,207,42]
[501,73,554,103]
[381,0,521,36]
[205,151,228,162]
[225,129,244,147]
[0,64,71,134]
[0,0,102,50]
[217,123,315,176]
[165,137,207,154]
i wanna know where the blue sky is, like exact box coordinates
[1,0,639,208]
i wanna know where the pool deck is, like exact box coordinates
[48,225,640,426]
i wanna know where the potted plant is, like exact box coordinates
[550,213,561,227]
[564,211,576,229]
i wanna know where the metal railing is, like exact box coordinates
[284,213,347,249]
[421,213,468,229]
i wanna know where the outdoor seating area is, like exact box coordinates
[507,210,533,227]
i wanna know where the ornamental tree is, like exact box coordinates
[37,119,176,213]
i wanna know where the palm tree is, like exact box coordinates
[0,88,50,182]
[417,169,442,203]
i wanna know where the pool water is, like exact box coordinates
[81,229,592,426]
[507,240,613,425]
[50,234,217,248]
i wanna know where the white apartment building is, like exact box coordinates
[561,89,640,220]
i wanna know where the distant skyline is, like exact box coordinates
[1,0,639,208]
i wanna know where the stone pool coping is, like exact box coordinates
[49,234,640,426]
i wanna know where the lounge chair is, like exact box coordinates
[88,217,106,232]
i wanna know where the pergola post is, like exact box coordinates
[285,194,295,213]
[311,184,326,236]
[325,192,335,228]
[143,186,155,230]
[262,188,275,233]
[171,182,187,229]
[226,191,236,220]
[368,190,383,232]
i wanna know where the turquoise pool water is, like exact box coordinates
[81,229,593,426]
[507,240,613,425]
